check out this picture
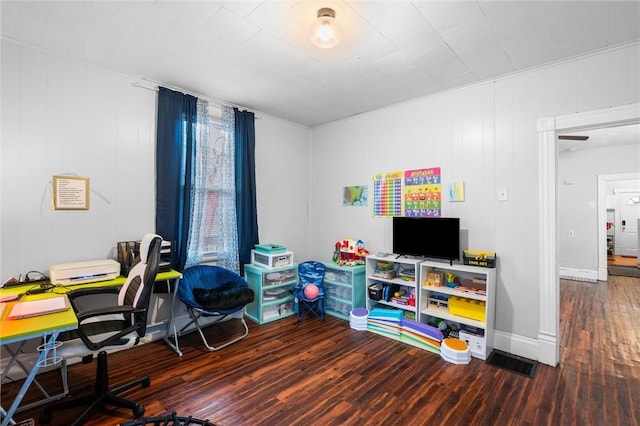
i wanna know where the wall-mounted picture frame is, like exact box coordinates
[53,175,89,210]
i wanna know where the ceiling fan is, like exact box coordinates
[557,135,589,141]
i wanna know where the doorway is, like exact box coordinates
[537,103,640,366]
[616,189,640,257]
[597,173,640,278]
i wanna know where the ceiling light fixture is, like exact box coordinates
[558,135,589,141]
[310,8,341,49]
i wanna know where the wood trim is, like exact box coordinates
[537,103,640,367]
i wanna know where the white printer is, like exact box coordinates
[49,259,120,285]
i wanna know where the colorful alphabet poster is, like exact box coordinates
[373,171,402,217]
[403,167,441,217]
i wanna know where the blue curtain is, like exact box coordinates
[234,108,258,274]
[156,87,198,271]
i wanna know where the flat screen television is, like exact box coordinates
[393,217,460,262]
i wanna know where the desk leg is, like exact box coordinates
[1,331,60,426]
[2,346,68,414]
[162,277,183,356]
[0,408,15,426]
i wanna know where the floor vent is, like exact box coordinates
[486,350,537,378]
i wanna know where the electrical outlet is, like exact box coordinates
[497,187,508,201]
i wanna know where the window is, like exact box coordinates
[187,104,238,271]
[201,116,224,258]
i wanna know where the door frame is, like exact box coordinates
[598,175,640,278]
[537,103,640,366]
[613,187,640,257]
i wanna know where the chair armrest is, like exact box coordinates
[74,304,148,351]
[74,304,135,323]
[66,286,121,300]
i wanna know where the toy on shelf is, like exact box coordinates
[445,273,459,288]
[334,238,369,266]
[424,271,444,288]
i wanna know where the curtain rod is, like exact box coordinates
[131,81,261,118]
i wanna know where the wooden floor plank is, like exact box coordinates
[3,275,639,425]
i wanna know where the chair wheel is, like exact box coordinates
[142,377,151,387]
[133,403,145,418]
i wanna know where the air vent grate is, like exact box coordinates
[486,350,537,378]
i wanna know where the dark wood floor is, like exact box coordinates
[3,274,639,425]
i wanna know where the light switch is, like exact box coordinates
[497,187,508,201]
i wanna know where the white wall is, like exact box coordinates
[255,116,311,261]
[0,39,311,281]
[309,42,640,358]
[558,145,640,274]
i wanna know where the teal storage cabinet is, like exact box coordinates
[323,262,366,320]
[244,263,298,324]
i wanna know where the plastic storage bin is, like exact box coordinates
[251,250,293,269]
[448,296,486,322]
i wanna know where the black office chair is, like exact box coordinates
[40,233,162,426]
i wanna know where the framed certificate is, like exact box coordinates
[53,175,89,210]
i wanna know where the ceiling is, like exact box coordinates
[1,1,639,127]
[558,123,640,153]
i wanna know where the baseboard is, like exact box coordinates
[493,330,541,364]
[559,267,598,283]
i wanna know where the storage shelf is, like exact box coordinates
[374,299,416,312]
[419,260,496,360]
[421,285,486,301]
[262,295,294,307]
[368,275,417,287]
[366,255,422,316]
[244,263,298,324]
[323,262,366,321]
[420,307,485,329]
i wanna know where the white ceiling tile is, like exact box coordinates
[201,7,261,45]
[244,0,299,38]
[345,0,410,24]
[413,44,469,80]
[502,31,558,69]
[479,1,547,33]
[217,0,264,18]
[154,1,222,26]
[369,2,429,38]
[2,1,638,127]
[441,17,502,58]
[479,1,548,44]
[414,1,485,34]
[607,1,640,46]
[462,49,514,80]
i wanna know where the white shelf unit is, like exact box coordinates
[419,261,496,360]
[365,255,422,318]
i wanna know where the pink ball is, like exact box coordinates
[304,284,320,299]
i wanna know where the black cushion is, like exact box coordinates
[193,281,254,311]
